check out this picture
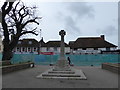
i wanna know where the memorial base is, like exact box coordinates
[36,68,87,80]
[53,59,71,71]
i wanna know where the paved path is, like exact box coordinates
[2,65,119,88]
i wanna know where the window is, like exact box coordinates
[34,47,36,52]
[47,47,50,51]
[82,48,86,50]
[22,47,25,51]
[74,48,77,50]
[25,47,27,52]
[54,47,57,51]
[106,48,110,51]
[28,47,31,52]
[18,41,21,44]
[94,48,98,50]
[17,47,20,52]
[29,41,32,44]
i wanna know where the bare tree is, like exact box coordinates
[1,0,41,61]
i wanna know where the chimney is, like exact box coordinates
[101,35,105,40]
[40,37,44,42]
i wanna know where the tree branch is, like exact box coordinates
[6,2,14,14]
[2,2,8,12]
[22,18,39,29]
[20,31,38,36]
[20,27,38,36]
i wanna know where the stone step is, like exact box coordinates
[36,68,87,80]
[48,71,75,74]
[38,76,87,80]
[42,74,81,77]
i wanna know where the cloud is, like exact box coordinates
[64,16,80,35]
[97,25,117,36]
[57,2,94,36]
[67,2,94,19]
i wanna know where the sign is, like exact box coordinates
[40,52,54,55]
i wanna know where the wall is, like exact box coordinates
[13,47,38,54]
[41,47,70,54]
[110,47,117,50]
[41,47,46,52]
[71,47,117,54]
[2,62,34,74]
[102,63,119,74]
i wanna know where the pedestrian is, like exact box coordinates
[67,57,71,65]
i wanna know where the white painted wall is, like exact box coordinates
[13,47,39,54]
[110,47,117,50]
[65,47,70,53]
[71,47,116,54]
[41,47,47,52]
[41,47,70,54]
[98,48,106,51]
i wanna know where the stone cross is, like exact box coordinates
[54,30,70,71]
[59,30,66,60]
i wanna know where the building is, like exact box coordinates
[13,38,70,54]
[0,35,3,53]
[40,41,70,54]
[13,39,39,54]
[69,35,117,54]
[13,35,117,54]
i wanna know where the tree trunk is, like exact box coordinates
[2,36,19,61]
[2,49,13,61]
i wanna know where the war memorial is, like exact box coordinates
[37,30,87,80]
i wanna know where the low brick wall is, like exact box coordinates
[2,62,34,74]
[102,63,119,74]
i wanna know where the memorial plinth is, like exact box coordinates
[37,30,87,80]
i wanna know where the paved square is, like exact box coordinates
[2,65,119,88]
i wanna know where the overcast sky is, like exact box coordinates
[0,0,119,47]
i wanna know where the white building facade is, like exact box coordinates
[40,41,70,54]
[41,47,70,54]
[13,39,39,54]
[13,39,70,55]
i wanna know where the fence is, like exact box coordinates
[0,53,119,66]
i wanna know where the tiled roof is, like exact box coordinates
[17,39,39,47]
[69,41,75,49]
[70,37,117,49]
[17,39,69,47]
[45,41,69,47]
